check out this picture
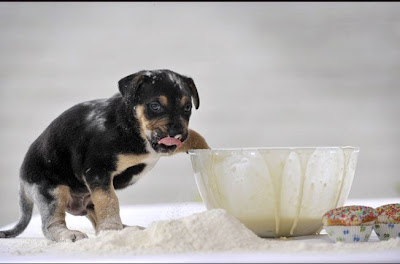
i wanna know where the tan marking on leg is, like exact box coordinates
[50,185,70,227]
[112,153,149,177]
[175,129,210,154]
[91,187,123,234]
[46,185,88,241]
[86,208,97,230]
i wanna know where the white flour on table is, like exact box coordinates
[1,209,399,257]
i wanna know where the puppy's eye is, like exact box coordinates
[149,102,161,112]
[184,104,192,113]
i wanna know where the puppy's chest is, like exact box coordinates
[112,153,161,188]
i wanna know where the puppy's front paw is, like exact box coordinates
[58,230,88,242]
[123,224,145,230]
[96,222,123,234]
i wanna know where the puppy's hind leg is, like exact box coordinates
[35,185,88,242]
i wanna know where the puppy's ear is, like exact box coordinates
[183,77,200,109]
[118,71,147,103]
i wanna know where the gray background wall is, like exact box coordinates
[1,2,399,227]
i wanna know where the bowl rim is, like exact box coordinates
[188,146,360,155]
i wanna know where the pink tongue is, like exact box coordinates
[158,137,182,147]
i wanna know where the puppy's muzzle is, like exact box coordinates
[154,130,188,153]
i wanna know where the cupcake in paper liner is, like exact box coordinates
[324,225,374,242]
[374,203,400,241]
[322,205,378,243]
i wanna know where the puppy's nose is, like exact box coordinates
[168,124,183,139]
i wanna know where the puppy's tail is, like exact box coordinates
[0,183,33,238]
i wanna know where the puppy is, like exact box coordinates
[0,69,209,242]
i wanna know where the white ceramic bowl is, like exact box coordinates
[189,147,359,238]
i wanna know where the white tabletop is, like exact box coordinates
[1,198,400,263]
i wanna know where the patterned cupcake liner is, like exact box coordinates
[324,225,373,243]
[374,223,400,241]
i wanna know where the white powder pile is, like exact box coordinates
[1,208,400,258]
[53,209,265,256]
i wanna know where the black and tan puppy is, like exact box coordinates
[0,69,209,242]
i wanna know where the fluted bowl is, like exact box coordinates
[188,147,359,237]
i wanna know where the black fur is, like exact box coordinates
[113,163,146,189]
[21,95,144,192]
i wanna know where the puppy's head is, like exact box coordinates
[118,69,200,154]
